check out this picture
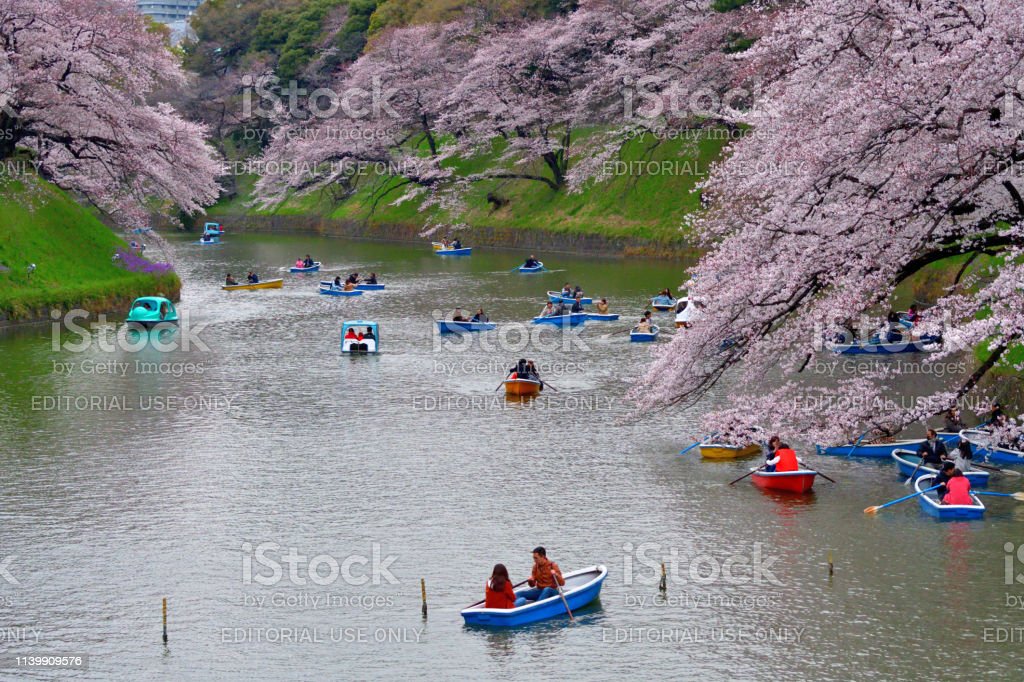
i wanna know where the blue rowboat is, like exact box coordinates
[436,247,472,256]
[960,429,1024,466]
[321,280,384,291]
[816,432,959,458]
[436,320,496,334]
[891,449,989,486]
[290,262,321,273]
[630,325,659,342]
[532,313,586,327]
[461,565,606,627]
[828,336,940,355]
[916,474,985,520]
[319,285,363,297]
[585,313,619,322]
[547,291,593,305]
[519,262,545,273]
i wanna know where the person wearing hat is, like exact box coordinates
[514,547,565,606]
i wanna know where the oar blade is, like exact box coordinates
[1014,492,1024,501]
[864,506,879,515]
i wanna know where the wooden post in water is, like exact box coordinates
[162,597,168,644]
[420,578,427,619]
[828,551,834,578]
[659,562,667,592]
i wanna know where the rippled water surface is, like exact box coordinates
[0,234,1021,679]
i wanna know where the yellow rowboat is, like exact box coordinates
[504,378,542,397]
[222,278,284,291]
[699,443,762,460]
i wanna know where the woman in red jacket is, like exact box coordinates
[484,564,517,609]
[942,469,974,505]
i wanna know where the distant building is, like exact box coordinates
[136,1,202,42]
[136,1,203,24]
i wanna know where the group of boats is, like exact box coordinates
[689,427,1024,520]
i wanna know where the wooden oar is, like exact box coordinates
[494,377,510,392]
[971,462,1022,477]
[729,464,766,486]
[540,380,558,393]
[904,454,926,486]
[552,570,574,622]
[864,484,940,514]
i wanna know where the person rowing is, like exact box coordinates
[636,317,652,333]
[508,358,529,379]
[560,282,573,298]
[944,407,965,433]
[451,238,462,249]
[225,273,238,286]
[513,547,565,607]
[942,468,974,505]
[302,254,315,268]
[523,255,540,268]
[764,442,803,472]
[246,271,260,284]
[539,301,556,318]
[553,301,567,316]
[471,308,489,323]
[570,295,585,313]
[917,428,949,467]
[932,461,955,499]
[452,307,467,322]
[595,298,609,314]
[363,272,378,284]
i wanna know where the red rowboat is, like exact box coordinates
[751,469,817,493]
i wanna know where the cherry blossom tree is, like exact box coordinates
[637,0,1024,443]
[0,0,221,225]
[253,21,477,211]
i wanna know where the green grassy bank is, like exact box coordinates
[0,176,180,322]
[209,130,732,246]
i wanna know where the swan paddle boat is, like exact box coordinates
[341,320,379,354]
[437,320,497,334]
[700,443,762,460]
[816,432,959,458]
[548,291,593,305]
[518,262,545,273]
[891,450,989,486]
[222,278,283,291]
[959,429,1024,466]
[461,565,607,627]
[751,468,818,493]
[436,246,472,256]
[126,297,178,329]
[503,376,543,397]
[915,474,985,520]
[532,313,586,327]
[650,295,676,311]
[319,284,363,297]
[630,325,659,342]
[585,313,619,322]
[290,261,321,273]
